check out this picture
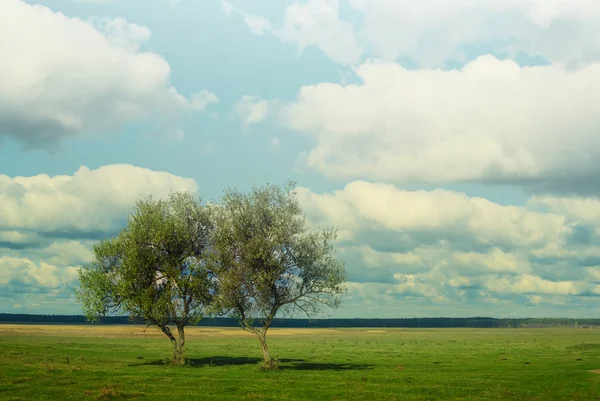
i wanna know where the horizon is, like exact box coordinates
[3,0,600,319]
[3,313,588,320]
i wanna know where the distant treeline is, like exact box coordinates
[1,314,599,328]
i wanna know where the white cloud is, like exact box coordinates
[225,0,600,67]
[88,17,151,51]
[297,181,568,250]
[0,164,200,314]
[530,196,600,232]
[280,0,362,64]
[234,95,270,130]
[0,256,81,315]
[359,246,422,268]
[190,90,219,112]
[223,0,361,64]
[0,0,215,148]
[42,241,95,266]
[222,1,272,35]
[296,181,600,313]
[0,164,198,234]
[0,230,37,245]
[450,249,530,275]
[0,257,76,289]
[284,56,600,189]
[349,0,600,67]
[484,274,579,295]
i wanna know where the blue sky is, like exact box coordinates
[3,0,600,318]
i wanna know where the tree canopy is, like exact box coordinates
[209,182,347,368]
[76,192,214,365]
[76,183,347,368]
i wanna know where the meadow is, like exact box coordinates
[1,325,600,400]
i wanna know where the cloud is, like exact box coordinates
[0,0,215,148]
[296,181,568,251]
[283,56,600,192]
[244,0,600,68]
[222,0,361,64]
[41,241,95,267]
[0,164,200,314]
[530,196,600,232]
[190,90,220,112]
[484,274,581,296]
[0,256,81,314]
[226,0,600,68]
[297,181,600,316]
[222,1,272,35]
[279,0,362,64]
[350,0,600,67]
[0,164,198,235]
[88,17,151,51]
[0,257,77,289]
[234,95,270,130]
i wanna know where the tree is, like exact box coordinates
[209,182,347,369]
[76,192,214,365]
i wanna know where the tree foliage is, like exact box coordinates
[209,182,347,368]
[76,192,214,365]
[76,183,347,368]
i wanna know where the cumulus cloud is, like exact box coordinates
[190,90,220,112]
[530,196,600,231]
[296,181,568,250]
[41,241,95,267]
[224,0,600,68]
[234,95,271,130]
[484,274,581,296]
[279,0,362,64]
[0,0,215,148]
[0,257,77,289]
[350,0,600,67]
[283,56,600,192]
[297,181,600,315]
[223,0,361,64]
[88,17,151,51]
[0,256,81,314]
[0,164,198,235]
[0,164,200,314]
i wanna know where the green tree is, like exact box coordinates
[76,192,214,365]
[210,182,347,369]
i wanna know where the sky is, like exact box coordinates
[3,0,600,319]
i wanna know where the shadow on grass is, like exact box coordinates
[131,356,304,367]
[130,357,373,370]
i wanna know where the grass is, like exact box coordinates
[1,325,600,400]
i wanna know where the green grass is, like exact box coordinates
[1,325,600,400]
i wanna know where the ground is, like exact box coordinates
[1,325,599,400]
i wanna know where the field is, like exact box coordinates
[1,325,600,400]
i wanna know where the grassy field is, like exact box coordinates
[1,325,600,400]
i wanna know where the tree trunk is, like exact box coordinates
[160,325,185,365]
[257,330,276,369]
[172,325,185,365]
[258,332,270,361]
